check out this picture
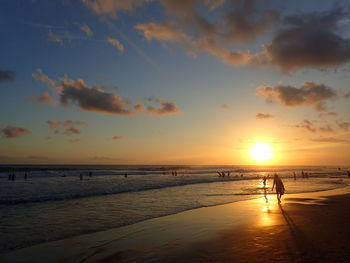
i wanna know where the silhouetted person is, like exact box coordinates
[89,172,92,177]
[24,173,28,180]
[293,172,296,181]
[227,171,230,177]
[262,176,267,187]
[124,173,128,178]
[347,171,350,177]
[301,170,305,178]
[80,173,83,180]
[272,174,285,203]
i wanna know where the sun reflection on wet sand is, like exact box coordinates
[258,193,280,227]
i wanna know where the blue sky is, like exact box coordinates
[1,0,350,165]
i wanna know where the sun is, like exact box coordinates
[249,143,274,163]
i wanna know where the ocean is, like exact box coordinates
[0,165,349,252]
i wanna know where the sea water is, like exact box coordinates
[0,165,349,252]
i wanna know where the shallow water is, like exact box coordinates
[0,165,349,252]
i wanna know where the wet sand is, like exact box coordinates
[1,187,350,263]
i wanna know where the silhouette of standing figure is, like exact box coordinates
[272,174,285,203]
[262,176,267,187]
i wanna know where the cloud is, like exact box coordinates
[0,69,15,82]
[147,98,181,116]
[135,22,189,42]
[47,120,88,129]
[32,69,56,87]
[82,0,149,17]
[57,77,144,115]
[293,120,350,134]
[112,135,124,140]
[106,37,124,53]
[27,92,55,106]
[48,30,64,45]
[294,120,316,133]
[310,137,350,143]
[63,127,80,135]
[47,120,88,136]
[77,23,93,37]
[220,104,230,110]
[33,71,181,117]
[84,2,350,72]
[256,113,273,120]
[0,126,31,138]
[256,82,336,111]
[133,1,278,67]
[259,9,350,72]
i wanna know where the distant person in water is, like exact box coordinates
[262,176,267,187]
[24,173,28,180]
[293,172,296,180]
[124,173,128,178]
[347,171,350,177]
[272,174,285,203]
[80,173,83,180]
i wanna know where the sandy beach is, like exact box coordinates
[1,186,350,263]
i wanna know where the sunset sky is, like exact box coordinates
[1,0,350,165]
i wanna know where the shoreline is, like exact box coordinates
[1,186,350,262]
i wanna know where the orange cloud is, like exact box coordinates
[82,0,150,17]
[135,22,189,41]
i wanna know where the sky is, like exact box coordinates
[0,0,350,165]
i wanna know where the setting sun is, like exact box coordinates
[249,143,274,163]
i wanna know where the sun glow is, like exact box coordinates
[249,143,274,163]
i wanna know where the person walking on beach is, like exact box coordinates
[272,174,285,203]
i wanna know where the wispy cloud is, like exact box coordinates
[256,113,273,120]
[310,137,350,143]
[48,30,64,45]
[32,68,56,87]
[77,23,93,37]
[106,37,124,53]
